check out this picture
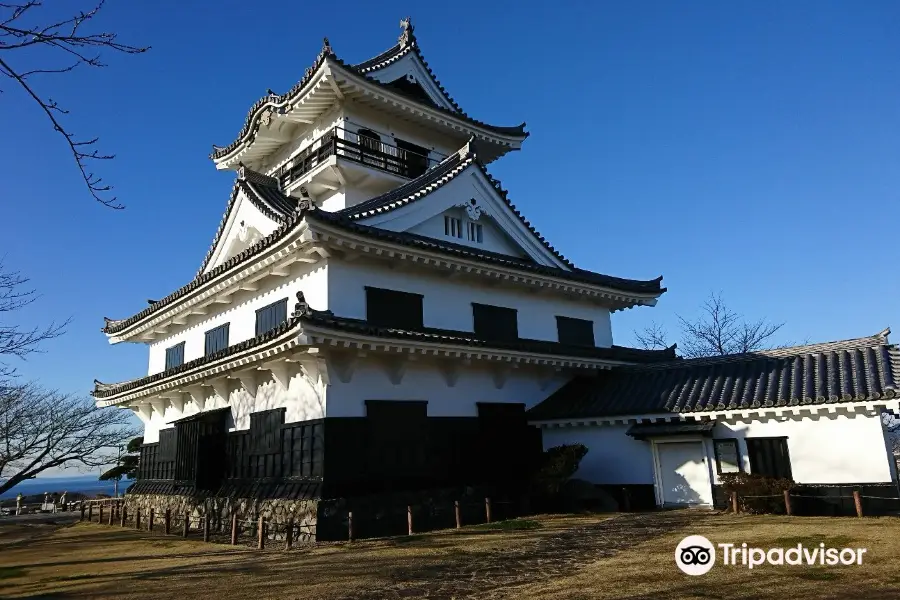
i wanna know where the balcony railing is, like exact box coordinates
[277,127,443,189]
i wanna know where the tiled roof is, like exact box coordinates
[195,165,299,276]
[336,138,578,271]
[102,185,306,335]
[310,210,665,295]
[94,303,675,401]
[103,158,663,335]
[353,18,464,115]
[210,34,527,162]
[128,479,322,500]
[527,330,900,420]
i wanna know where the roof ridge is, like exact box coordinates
[631,329,895,370]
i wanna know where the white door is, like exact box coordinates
[657,441,713,506]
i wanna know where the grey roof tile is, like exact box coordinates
[528,330,900,420]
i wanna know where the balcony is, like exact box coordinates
[277,127,445,194]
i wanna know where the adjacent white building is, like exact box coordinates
[94,19,900,527]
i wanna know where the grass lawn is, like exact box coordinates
[0,511,899,599]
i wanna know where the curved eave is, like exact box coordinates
[94,315,672,407]
[305,214,665,310]
[353,38,465,115]
[212,56,528,170]
[102,217,314,341]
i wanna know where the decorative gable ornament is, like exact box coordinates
[399,17,414,47]
[463,197,484,221]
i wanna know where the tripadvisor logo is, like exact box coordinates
[675,535,867,575]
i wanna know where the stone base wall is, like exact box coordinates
[125,493,319,543]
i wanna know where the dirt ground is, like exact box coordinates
[1,511,899,599]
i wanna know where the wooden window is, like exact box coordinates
[255,297,288,336]
[746,437,792,479]
[444,215,462,238]
[395,138,430,178]
[365,287,424,330]
[204,323,230,356]
[164,341,185,370]
[713,438,742,474]
[556,316,595,346]
[472,303,518,342]
[467,221,483,243]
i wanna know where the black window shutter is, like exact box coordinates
[747,437,793,479]
[255,298,288,336]
[365,287,424,330]
[165,342,185,370]
[556,316,595,346]
[204,323,230,356]
[472,303,518,342]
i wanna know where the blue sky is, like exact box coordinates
[2,0,899,402]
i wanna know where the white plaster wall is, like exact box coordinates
[541,425,656,484]
[408,206,527,257]
[206,191,281,272]
[710,413,894,484]
[328,259,614,346]
[137,369,326,443]
[147,262,329,375]
[325,359,568,418]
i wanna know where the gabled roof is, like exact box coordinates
[528,329,900,421]
[308,210,665,295]
[337,139,575,269]
[210,31,528,163]
[353,18,464,114]
[196,165,299,276]
[102,157,664,336]
[94,298,676,402]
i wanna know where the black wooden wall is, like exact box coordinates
[137,402,542,500]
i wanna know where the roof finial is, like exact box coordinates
[321,37,333,56]
[292,291,311,318]
[399,17,414,47]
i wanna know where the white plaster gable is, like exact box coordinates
[353,162,568,268]
[204,188,281,273]
[363,51,457,113]
[407,206,527,257]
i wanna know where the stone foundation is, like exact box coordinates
[125,493,319,542]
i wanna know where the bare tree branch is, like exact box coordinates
[635,292,785,359]
[0,382,137,495]
[635,321,670,351]
[0,260,67,379]
[0,0,149,208]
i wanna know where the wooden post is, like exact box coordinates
[148,508,155,532]
[183,511,190,538]
[407,505,413,535]
[108,504,114,526]
[348,511,354,542]
[731,491,739,514]
[231,513,238,545]
[164,509,171,535]
[258,516,265,550]
[98,505,103,525]
[784,490,792,516]
[88,503,93,522]
[120,505,127,527]
[485,497,492,523]
[135,508,141,530]
[621,487,631,512]
[854,490,864,517]
[80,503,86,521]
[285,519,294,550]
[203,515,210,543]
[454,500,461,529]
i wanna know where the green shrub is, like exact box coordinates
[532,444,588,495]
[720,472,795,514]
